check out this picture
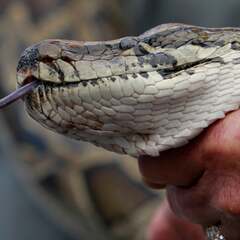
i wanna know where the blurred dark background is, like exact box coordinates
[0,0,240,240]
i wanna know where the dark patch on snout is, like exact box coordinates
[137,52,178,68]
[149,53,177,67]
[17,45,40,72]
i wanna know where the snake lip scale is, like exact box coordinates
[16,23,240,157]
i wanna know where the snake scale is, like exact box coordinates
[15,23,240,158]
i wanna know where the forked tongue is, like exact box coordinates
[0,80,39,109]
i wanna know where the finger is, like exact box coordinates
[138,138,205,187]
[167,183,221,226]
[148,199,205,240]
[167,170,240,239]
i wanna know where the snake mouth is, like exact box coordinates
[17,64,41,87]
[20,76,40,86]
[0,76,40,109]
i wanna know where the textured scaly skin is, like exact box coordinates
[16,23,240,157]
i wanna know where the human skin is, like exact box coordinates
[138,110,240,240]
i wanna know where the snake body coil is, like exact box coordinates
[16,23,240,157]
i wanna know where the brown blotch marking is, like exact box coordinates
[61,56,74,63]
[120,37,137,50]
[26,94,37,111]
[81,81,88,87]
[186,69,195,75]
[38,87,44,98]
[54,62,64,82]
[231,41,240,50]
[210,57,225,64]
[138,44,150,54]
[215,40,225,47]
[138,56,145,67]
[45,86,50,94]
[157,70,162,75]
[49,40,61,44]
[157,56,225,79]
[68,61,81,80]
[173,40,187,48]
[140,72,149,78]
[150,53,177,67]
[87,44,107,56]
[49,67,56,77]
[90,79,98,86]
[40,56,54,64]
[70,45,89,55]
[62,51,81,61]
[233,57,240,65]
[133,45,145,56]
[132,73,138,79]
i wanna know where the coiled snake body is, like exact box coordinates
[16,23,240,157]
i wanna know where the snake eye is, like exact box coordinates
[120,37,138,50]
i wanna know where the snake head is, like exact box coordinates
[16,24,240,157]
[16,36,178,157]
[17,38,158,157]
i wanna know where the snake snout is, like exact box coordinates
[17,45,40,86]
[17,45,39,72]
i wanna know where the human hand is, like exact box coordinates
[138,110,240,240]
[147,199,205,240]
